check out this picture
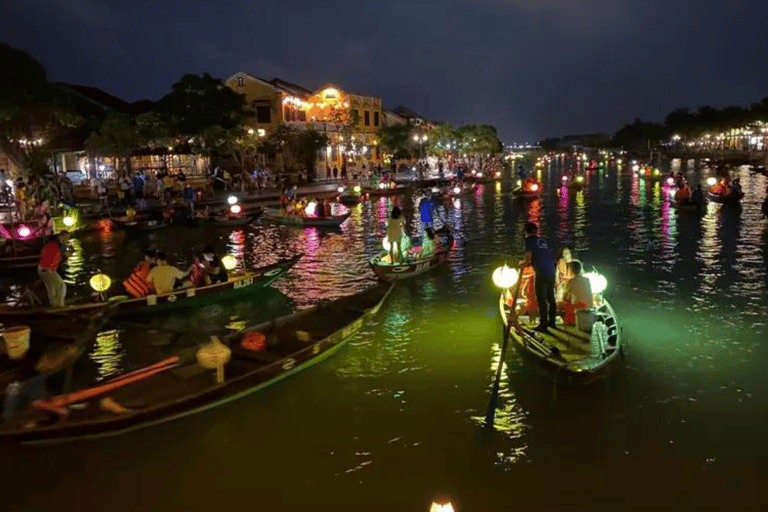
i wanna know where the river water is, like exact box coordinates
[3,157,768,510]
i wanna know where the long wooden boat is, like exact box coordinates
[498,291,622,386]
[262,207,350,227]
[0,255,302,322]
[0,283,393,443]
[208,210,262,227]
[112,217,172,233]
[365,184,406,196]
[671,199,705,212]
[707,191,743,204]
[369,232,453,282]
[512,186,542,200]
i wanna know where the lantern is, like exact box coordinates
[477,172,483,178]
[89,273,112,293]
[63,215,76,227]
[584,272,607,294]
[706,177,717,186]
[666,177,674,186]
[516,179,522,187]
[305,201,317,216]
[561,175,568,182]
[378,183,387,189]
[337,186,345,193]
[221,255,237,271]
[354,185,361,193]
[230,204,242,214]
[196,336,232,383]
[492,265,519,289]
[382,237,391,251]
[453,186,461,194]
[430,502,455,512]
[530,183,539,192]
[17,225,31,238]
[227,195,238,205]
[576,176,584,183]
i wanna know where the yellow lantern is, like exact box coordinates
[221,255,237,271]
[354,185,361,193]
[492,265,519,289]
[430,503,455,512]
[62,215,76,227]
[89,273,112,293]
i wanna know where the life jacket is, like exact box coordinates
[123,261,154,298]
[188,263,204,288]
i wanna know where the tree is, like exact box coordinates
[611,118,665,149]
[426,123,457,156]
[85,112,140,175]
[296,129,329,179]
[538,137,561,151]
[0,43,81,175]
[378,124,412,159]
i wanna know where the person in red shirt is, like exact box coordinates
[38,231,70,307]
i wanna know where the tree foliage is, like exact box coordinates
[378,124,412,159]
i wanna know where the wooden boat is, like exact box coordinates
[0,283,393,443]
[208,210,262,227]
[671,199,705,212]
[111,217,172,233]
[512,185,542,200]
[365,184,406,196]
[369,232,453,282]
[0,255,302,322]
[262,207,350,227]
[707,191,743,204]
[498,291,622,386]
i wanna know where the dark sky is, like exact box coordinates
[3,0,768,142]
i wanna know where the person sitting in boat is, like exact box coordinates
[676,183,691,202]
[555,246,573,300]
[557,260,593,326]
[711,178,729,196]
[38,230,69,308]
[731,178,742,198]
[200,245,228,285]
[691,184,704,206]
[146,252,193,295]
[123,248,157,298]
[386,206,407,264]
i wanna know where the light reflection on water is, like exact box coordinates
[3,160,768,509]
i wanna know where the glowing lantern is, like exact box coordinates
[666,177,674,186]
[492,264,519,289]
[477,172,483,178]
[196,335,232,384]
[378,183,387,189]
[62,215,76,228]
[431,187,440,194]
[227,195,238,205]
[472,170,477,175]
[230,204,242,214]
[584,272,607,294]
[89,273,112,293]
[453,186,461,194]
[354,185,361,193]
[17,225,31,238]
[516,179,522,187]
[561,175,568,182]
[654,169,661,176]
[337,186,345,193]
[305,201,317,216]
[530,183,539,192]
[430,503,454,512]
[706,177,717,186]
[576,176,584,183]
[495,171,501,178]
[632,164,639,172]
[221,255,237,271]
[382,237,391,251]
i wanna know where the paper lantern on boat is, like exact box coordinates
[430,502,455,512]
[353,185,362,193]
[561,175,568,182]
[706,177,717,186]
[17,225,31,238]
[221,255,237,271]
[382,237,391,251]
[227,195,238,205]
[89,273,112,292]
[62,215,76,227]
[305,201,317,216]
[230,204,242,214]
[529,183,539,192]
[337,186,345,193]
[492,264,519,289]
[126,208,136,220]
[576,176,584,183]
[584,272,607,294]
[666,177,675,186]
[197,336,231,384]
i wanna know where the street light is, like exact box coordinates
[414,133,428,160]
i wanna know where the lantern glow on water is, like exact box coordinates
[492,264,519,289]
[584,272,607,294]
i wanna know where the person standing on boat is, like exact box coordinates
[38,230,70,308]
[418,189,435,238]
[523,222,557,333]
[386,206,407,264]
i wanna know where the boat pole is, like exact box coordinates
[485,264,525,426]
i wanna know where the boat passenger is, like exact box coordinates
[731,178,742,198]
[386,206,407,264]
[421,227,436,257]
[146,252,192,295]
[201,245,228,285]
[418,190,435,237]
[555,246,573,299]
[557,260,593,326]
[523,221,556,333]
[123,249,157,298]
[38,230,70,308]
[676,183,691,202]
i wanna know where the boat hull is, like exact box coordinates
[369,234,453,282]
[707,192,743,204]
[262,208,350,227]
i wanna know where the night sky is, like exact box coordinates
[3,0,768,142]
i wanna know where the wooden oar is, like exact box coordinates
[485,264,525,426]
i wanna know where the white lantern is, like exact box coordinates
[227,195,238,205]
[706,177,717,186]
[584,272,607,294]
[492,265,519,289]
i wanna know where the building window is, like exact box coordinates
[374,111,379,127]
[256,106,271,124]
[364,110,370,126]
[236,76,244,87]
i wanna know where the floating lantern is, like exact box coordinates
[453,186,461,194]
[706,177,717,186]
[492,264,519,289]
[305,201,317,216]
[89,273,112,293]
[354,185,361,193]
[227,195,238,205]
[62,215,76,227]
[584,272,607,294]
[17,225,31,238]
[221,255,237,271]
[430,503,455,512]
[666,177,674,186]
[337,186,345,193]
[230,204,242,214]
[530,183,539,192]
